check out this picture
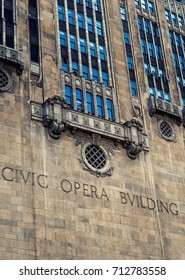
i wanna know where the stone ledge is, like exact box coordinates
[30,98,149,159]
[0,45,24,74]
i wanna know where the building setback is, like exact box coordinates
[0,0,185,259]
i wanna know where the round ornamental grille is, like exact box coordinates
[0,69,11,92]
[0,70,9,89]
[85,144,106,170]
[159,121,174,140]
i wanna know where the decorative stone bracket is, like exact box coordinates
[31,95,149,159]
[0,45,24,75]
[148,95,182,125]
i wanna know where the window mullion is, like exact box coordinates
[74,1,82,76]
[82,0,92,80]
[64,0,72,72]
[100,0,112,86]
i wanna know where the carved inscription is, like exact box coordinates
[1,166,179,216]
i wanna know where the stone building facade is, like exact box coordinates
[0,0,185,259]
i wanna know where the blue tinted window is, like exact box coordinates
[86,92,94,114]
[76,88,84,110]
[62,59,69,72]
[102,72,109,86]
[96,95,104,117]
[72,61,79,74]
[65,85,73,106]
[92,68,99,82]
[99,45,106,60]
[124,32,130,44]
[58,5,65,21]
[60,31,66,45]
[82,65,89,79]
[68,9,75,25]
[80,38,87,53]
[130,80,137,96]
[70,34,77,49]
[78,13,84,28]
[96,21,103,35]
[90,42,96,56]
[106,99,114,120]
[87,17,93,32]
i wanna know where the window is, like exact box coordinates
[172,13,177,25]
[138,17,143,30]
[182,37,185,49]
[86,0,92,8]
[82,65,89,79]
[99,45,106,60]
[102,71,109,86]
[141,39,147,53]
[141,0,147,10]
[87,17,93,32]
[149,2,155,13]
[57,0,112,121]
[148,42,154,57]
[29,0,39,62]
[151,65,157,78]
[72,61,79,75]
[70,34,77,50]
[165,10,171,21]
[157,89,163,99]
[130,80,137,96]
[127,56,133,69]
[144,63,150,76]
[106,99,114,120]
[169,31,174,44]
[135,0,140,7]
[124,32,130,44]
[155,45,162,60]
[173,52,178,67]
[165,92,171,102]
[58,5,65,21]
[149,87,155,96]
[179,56,185,70]
[92,68,99,82]
[177,76,181,84]
[178,16,184,28]
[144,19,150,34]
[94,0,101,12]
[86,92,94,113]
[120,6,126,20]
[90,42,96,56]
[76,88,84,110]
[159,68,165,78]
[80,38,87,53]
[60,31,66,46]
[65,85,73,106]
[62,59,69,72]
[96,21,103,35]
[152,23,158,37]
[175,34,181,47]
[68,9,75,25]
[96,95,104,117]
[78,13,84,28]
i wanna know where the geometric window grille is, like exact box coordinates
[85,144,106,170]
[158,121,174,141]
[0,69,11,92]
